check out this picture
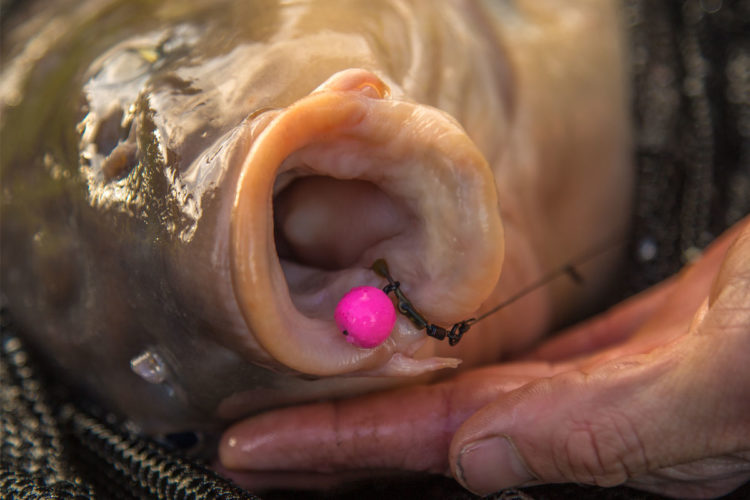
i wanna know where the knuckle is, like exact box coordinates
[555,410,647,487]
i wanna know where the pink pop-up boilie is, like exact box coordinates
[334,286,396,348]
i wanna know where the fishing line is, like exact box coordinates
[468,236,622,324]
[337,237,626,347]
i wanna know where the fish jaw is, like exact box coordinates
[230,69,504,377]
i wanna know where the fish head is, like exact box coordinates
[1,0,630,441]
[59,2,509,436]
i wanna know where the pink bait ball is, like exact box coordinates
[335,286,396,348]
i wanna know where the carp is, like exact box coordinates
[0,0,631,439]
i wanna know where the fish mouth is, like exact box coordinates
[230,69,503,377]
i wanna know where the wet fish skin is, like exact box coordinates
[0,0,505,432]
[0,0,631,436]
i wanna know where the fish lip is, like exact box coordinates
[230,86,503,377]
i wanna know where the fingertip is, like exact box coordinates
[448,380,544,492]
[449,373,589,489]
[218,429,241,470]
[219,404,337,471]
[218,414,280,471]
[453,435,534,495]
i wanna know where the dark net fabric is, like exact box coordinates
[1,321,256,500]
[625,0,750,292]
[1,0,749,499]
[1,328,95,499]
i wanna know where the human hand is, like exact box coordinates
[218,216,750,498]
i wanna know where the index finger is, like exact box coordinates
[218,362,563,481]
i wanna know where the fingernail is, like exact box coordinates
[456,436,533,495]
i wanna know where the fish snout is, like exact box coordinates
[231,69,504,377]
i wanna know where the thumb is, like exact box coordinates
[448,355,669,494]
[450,217,750,497]
[449,331,746,496]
